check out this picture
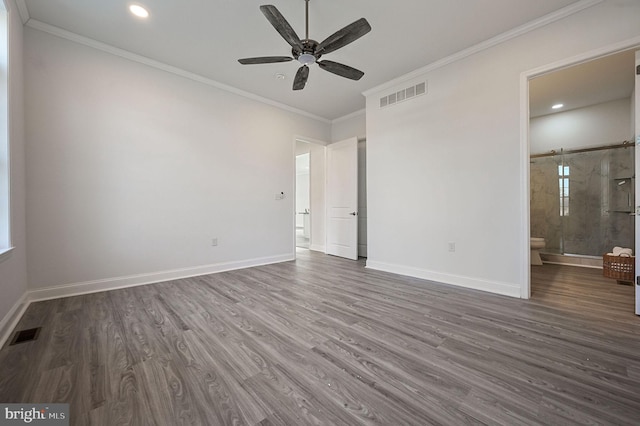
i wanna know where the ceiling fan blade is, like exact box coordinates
[260,5,303,52]
[318,60,364,80]
[238,56,294,65]
[317,18,371,55]
[293,65,309,90]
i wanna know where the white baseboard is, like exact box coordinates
[365,260,521,298]
[1,254,294,346]
[0,292,30,348]
[28,254,294,302]
[309,244,325,253]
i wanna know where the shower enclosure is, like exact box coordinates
[530,142,635,257]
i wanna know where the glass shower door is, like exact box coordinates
[562,147,634,256]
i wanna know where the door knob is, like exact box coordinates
[349,212,358,216]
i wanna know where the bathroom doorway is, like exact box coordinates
[295,146,311,249]
[527,48,638,303]
[294,138,327,254]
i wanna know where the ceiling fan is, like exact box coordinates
[238,0,371,90]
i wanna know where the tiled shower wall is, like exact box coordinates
[530,146,635,257]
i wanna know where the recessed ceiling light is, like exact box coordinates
[552,103,564,110]
[129,4,149,18]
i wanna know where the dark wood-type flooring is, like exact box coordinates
[1,251,639,425]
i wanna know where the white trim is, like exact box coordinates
[28,254,294,302]
[295,134,329,147]
[363,0,603,97]
[25,19,332,124]
[14,0,28,24]
[292,136,299,257]
[332,109,365,125]
[0,246,13,263]
[366,260,521,298]
[523,36,640,80]
[520,70,531,299]
[520,35,640,300]
[0,291,28,348]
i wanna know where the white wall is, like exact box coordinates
[365,0,640,297]
[530,97,632,154]
[332,110,366,142]
[0,0,27,340]
[24,27,331,292]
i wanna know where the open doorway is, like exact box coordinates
[294,138,327,254]
[295,145,311,249]
[527,48,638,310]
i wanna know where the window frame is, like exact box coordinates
[0,1,12,263]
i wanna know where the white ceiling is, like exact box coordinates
[21,0,587,120]
[529,49,636,118]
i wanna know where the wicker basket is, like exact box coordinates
[602,254,635,283]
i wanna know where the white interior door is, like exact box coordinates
[327,137,358,260]
[635,50,639,315]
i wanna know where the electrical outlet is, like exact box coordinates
[211,238,218,246]
[448,242,456,252]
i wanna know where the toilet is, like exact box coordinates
[530,237,546,266]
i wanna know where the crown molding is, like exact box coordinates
[363,0,604,97]
[332,108,365,125]
[14,0,28,24]
[26,19,332,124]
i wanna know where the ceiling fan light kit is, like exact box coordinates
[238,0,371,90]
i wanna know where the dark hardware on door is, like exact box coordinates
[350,212,358,216]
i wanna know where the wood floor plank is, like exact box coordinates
[311,339,478,425]
[179,330,268,425]
[1,252,639,425]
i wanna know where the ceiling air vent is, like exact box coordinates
[379,81,427,108]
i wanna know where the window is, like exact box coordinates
[0,3,9,255]
[558,165,569,216]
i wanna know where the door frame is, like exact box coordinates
[520,35,640,299]
[635,50,640,316]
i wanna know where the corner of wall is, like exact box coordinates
[0,291,28,348]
